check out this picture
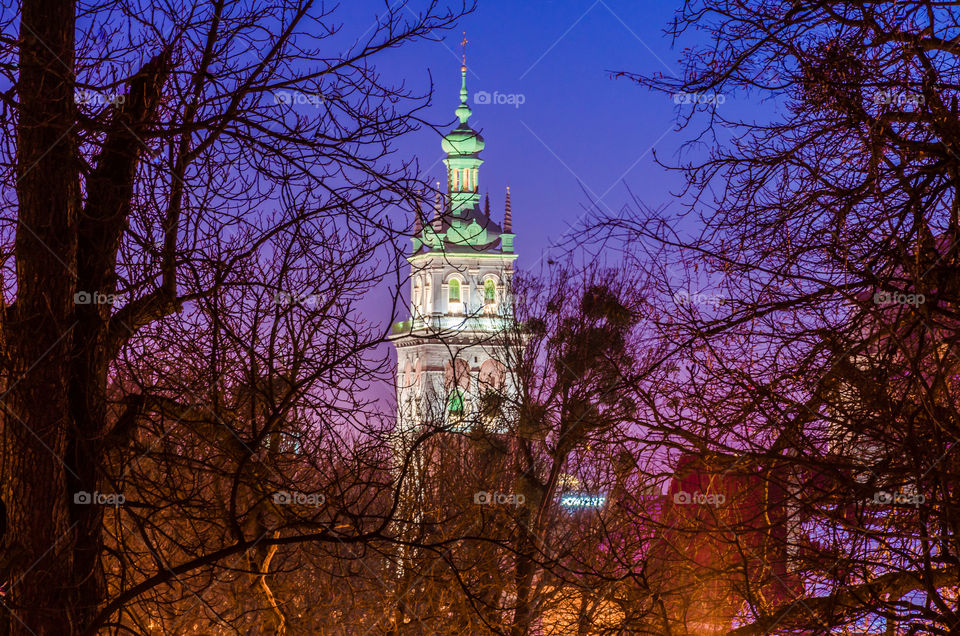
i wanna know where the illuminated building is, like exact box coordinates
[390,55,518,438]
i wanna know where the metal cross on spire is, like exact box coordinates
[460,31,468,69]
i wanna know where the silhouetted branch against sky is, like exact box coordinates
[581,1,960,633]
[0,1,478,633]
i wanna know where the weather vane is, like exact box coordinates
[460,31,468,68]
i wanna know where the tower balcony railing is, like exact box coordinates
[391,311,514,337]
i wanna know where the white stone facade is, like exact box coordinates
[392,252,518,436]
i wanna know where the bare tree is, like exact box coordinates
[0,0,471,633]
[578,0,960,633]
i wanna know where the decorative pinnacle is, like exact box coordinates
[458,66,469,111]
[455,32,471,123]
[432,181,443,231]
[413,189,423,233]
[503,186,512,232]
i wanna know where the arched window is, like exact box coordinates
[444,359,471,391]
[478,359,506,389]
[447,277,465,315]
[448,389,465,421]
[484,279,496,305]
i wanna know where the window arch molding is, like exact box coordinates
[481,273,501,283]
[444,271,467,285]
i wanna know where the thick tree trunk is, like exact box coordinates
[511,513,537,636]
[66,338,108,631]
[4,0,79,634]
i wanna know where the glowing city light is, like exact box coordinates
[559,493,607,509]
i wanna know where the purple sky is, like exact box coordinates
[342,1,746,407]
[352,0,695,266]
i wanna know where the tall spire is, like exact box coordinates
[456,32,471,124]
[503,186,512,233]
[442,46,484,216]
[432,182,443,231]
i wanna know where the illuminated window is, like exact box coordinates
[484,280,496,305]
[449,279,460,303]
[448,389,464,413]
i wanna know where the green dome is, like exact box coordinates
[442,125,485,156]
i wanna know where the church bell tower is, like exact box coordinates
[390,56,518,436]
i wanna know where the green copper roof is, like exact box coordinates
[410,59,515,257]
[441,126,485,156]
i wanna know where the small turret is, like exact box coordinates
[413,189,424,234]
[410,190,425,252]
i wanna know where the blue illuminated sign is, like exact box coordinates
[559,493,606,509]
